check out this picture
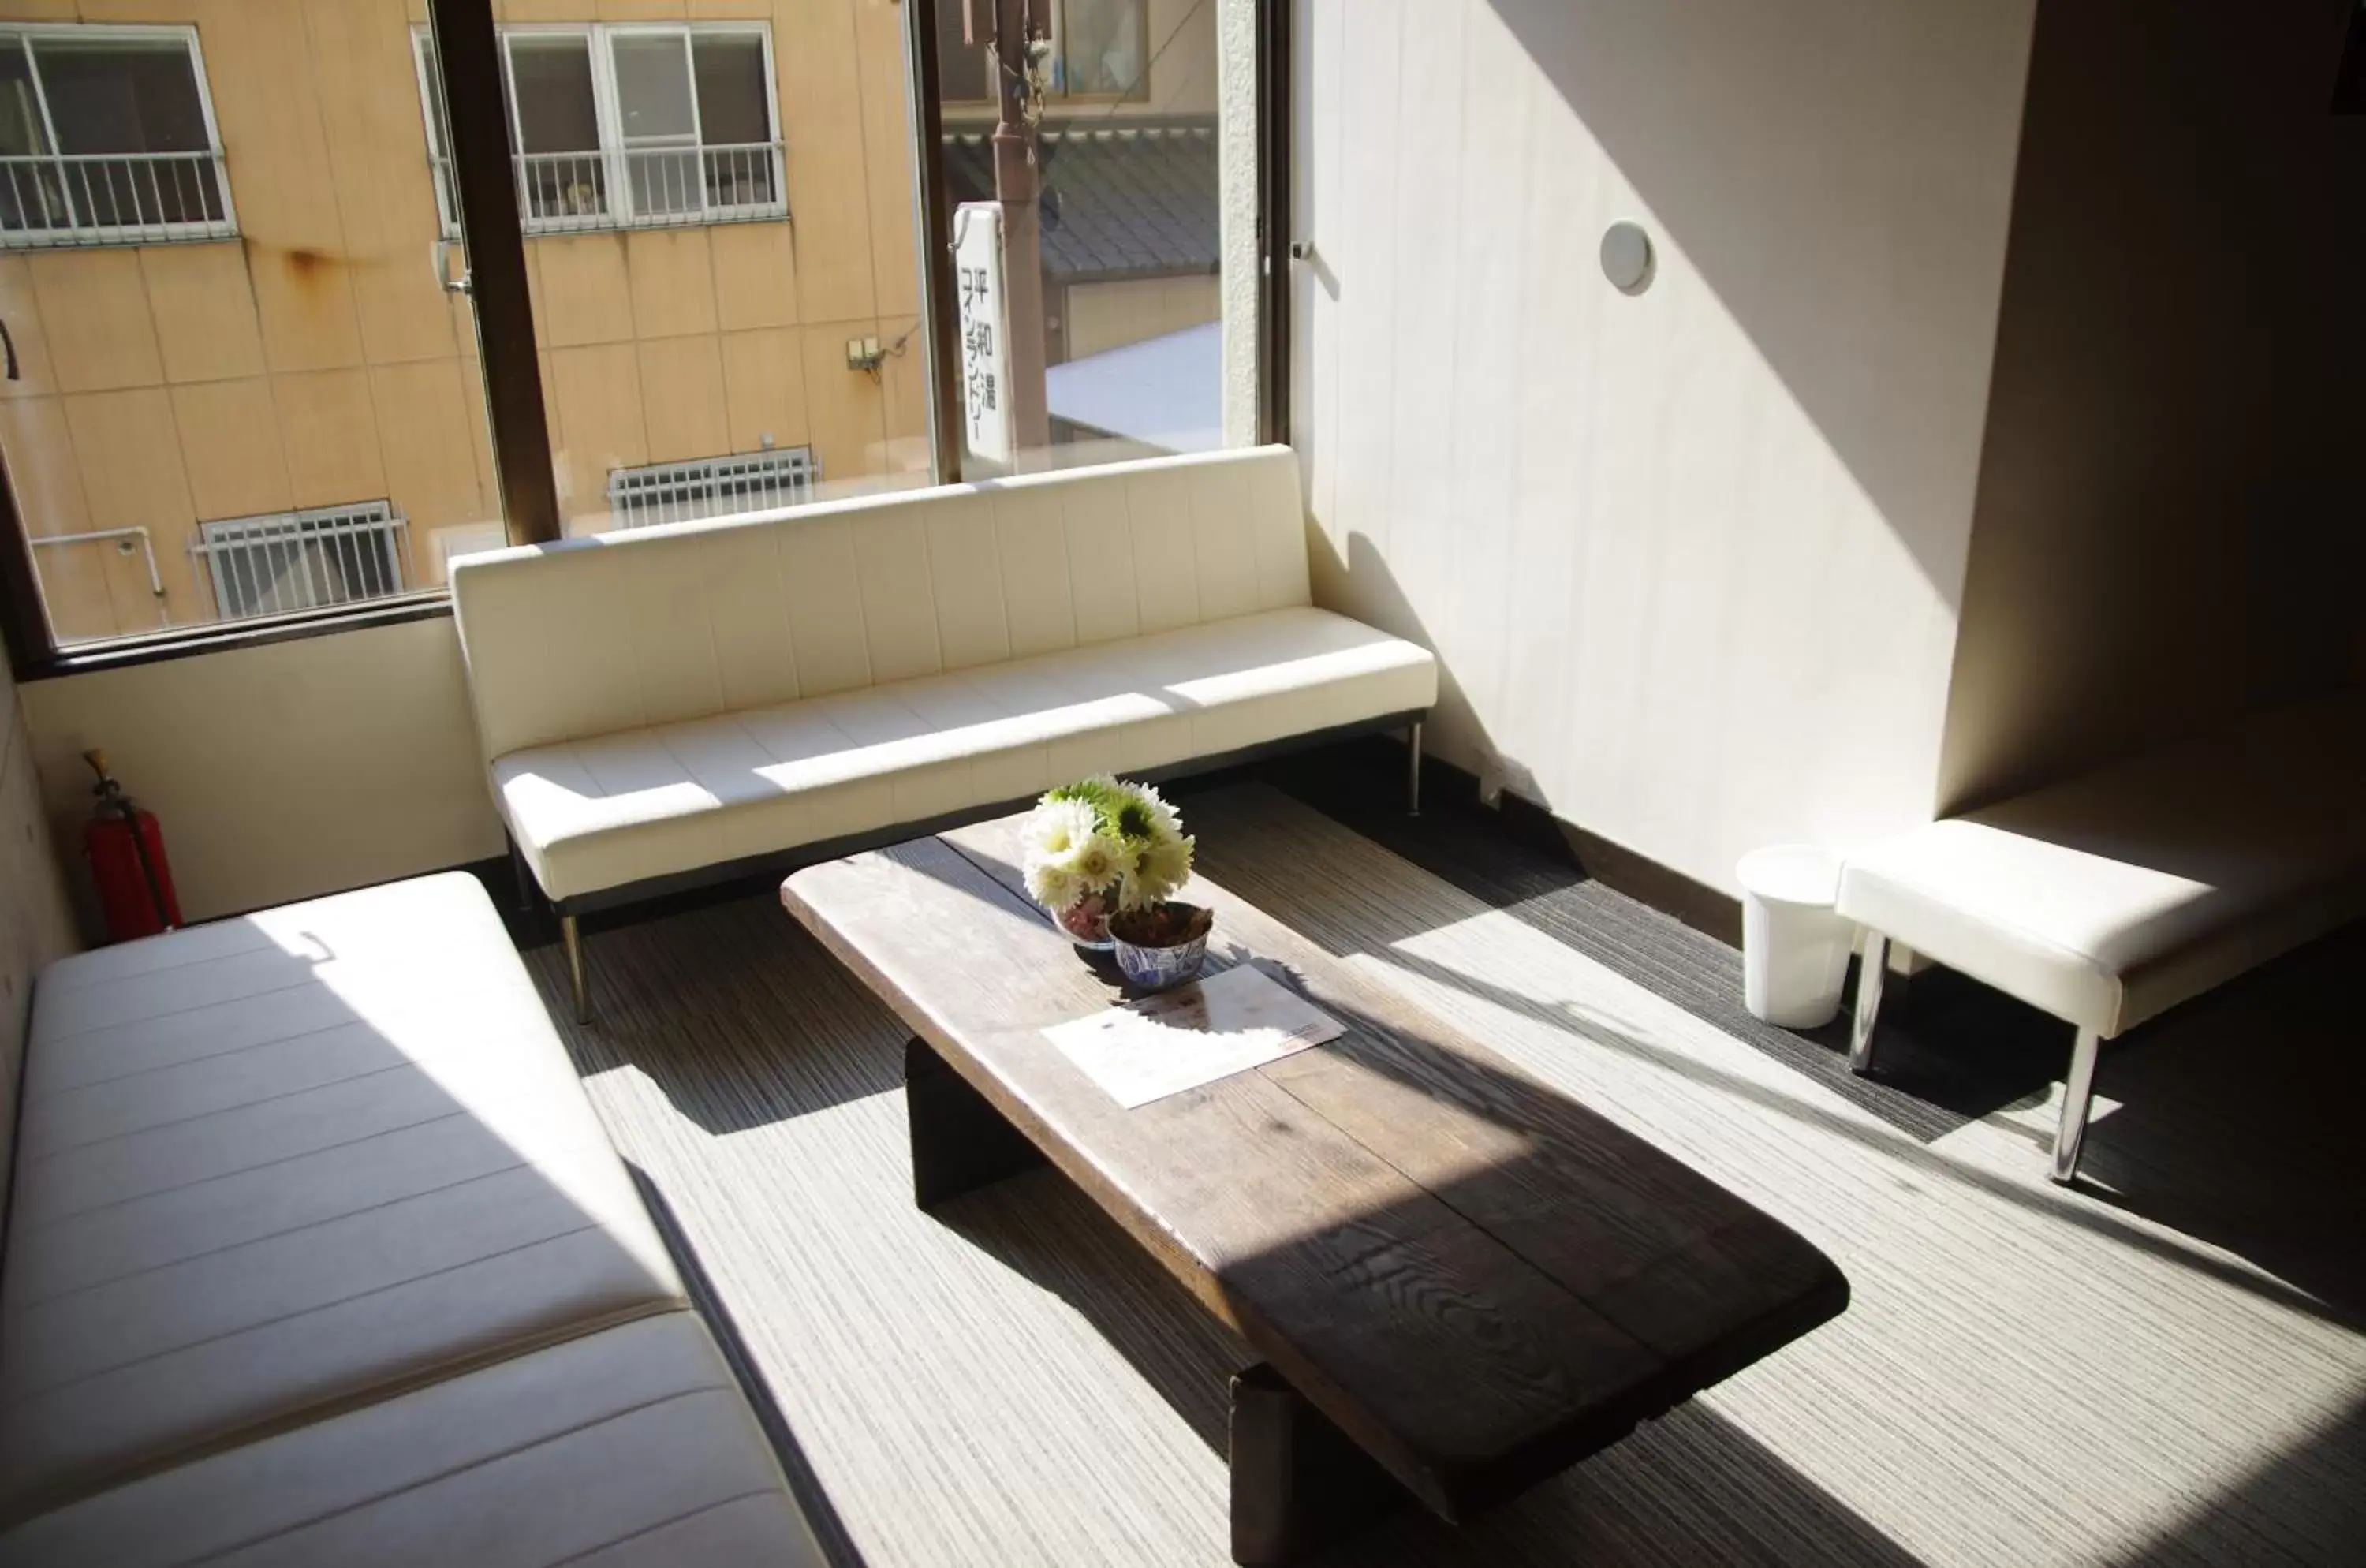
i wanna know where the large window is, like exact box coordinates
[933,0,1229,473]
[0,1,1271,673]
[0,25,233,248]
[0,13,501,655]
[416,24,783,237]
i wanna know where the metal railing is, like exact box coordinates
[192,503,409,622]
[435,140,787,238]
[606,446,815,530]
[0,150,236,248]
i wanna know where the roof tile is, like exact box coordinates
[942,118,1219,282]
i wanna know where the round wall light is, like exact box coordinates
[1600,221,1655,295]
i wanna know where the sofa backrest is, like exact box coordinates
[450,445,1313,762]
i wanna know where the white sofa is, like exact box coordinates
[0,874,823,1564]
[450,445,1438,1018]
[1839,692,2366,1183]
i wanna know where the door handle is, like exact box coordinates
[431,237,472,297]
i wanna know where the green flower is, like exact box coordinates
[1035,776,1192,911]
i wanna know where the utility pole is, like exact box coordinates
[986,0,1050,454]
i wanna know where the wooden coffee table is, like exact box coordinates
[782,814,1848,1564]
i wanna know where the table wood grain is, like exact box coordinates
[782,815,1848,1525]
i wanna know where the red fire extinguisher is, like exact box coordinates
[84,749,181,943]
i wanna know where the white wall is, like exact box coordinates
[1938,1,2366,812]
[1291,0,2034,895]
[19,614,503,924]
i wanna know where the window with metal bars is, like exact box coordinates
[412,23,786,238]
[0,24,235,249]
[192,502,410,622]
[606,447,817,530]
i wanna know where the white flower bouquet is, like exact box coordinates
[1021,776,1198,946]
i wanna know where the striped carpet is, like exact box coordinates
[524,780,2365,1567]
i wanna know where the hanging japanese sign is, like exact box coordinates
[952,202,1014,472]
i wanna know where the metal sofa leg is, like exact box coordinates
[562,913,590,1025]
[1848,934,1887,1073]
[1405,719,1423,817]
[2051,1026,2102,1185]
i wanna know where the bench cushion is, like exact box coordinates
[0,874,685,1521]
[498,605,1437,900]
[453,444,1318,763]
[0,1311,824,1568]
[1838,693,2366,1036]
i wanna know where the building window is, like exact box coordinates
[1054,0,1147,99]
[414,24,785,237]
[193,502,410,622]
[0,25,234,250]
[606,447,816,531]
[936,2,1149,106]
[933,5,990,104]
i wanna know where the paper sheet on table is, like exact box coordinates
[1043,965,1346,1108]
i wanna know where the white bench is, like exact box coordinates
[0,875,823,1562]
[1838,692,2366,1182]
[450,445,1437,1020]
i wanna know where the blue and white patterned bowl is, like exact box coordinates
[1110,908,1211,992]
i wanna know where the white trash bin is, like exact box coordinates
[1736,845,1854,1029]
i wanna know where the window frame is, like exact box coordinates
[0,21,238,251]
[413,21,786,238]
[410,26,461,237]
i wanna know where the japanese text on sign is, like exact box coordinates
[951,203,1013,469]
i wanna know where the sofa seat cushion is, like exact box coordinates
[1837,693,2366,1036]
[0,1311,824,1567]
[0,874,685,1522]
[496,605,1439,900]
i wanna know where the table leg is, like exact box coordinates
[905,1037,1047,1209]
[1229,1363,1408,1566]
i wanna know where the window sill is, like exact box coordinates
[939,95,1151,120]
[17,592,453,682]
[522,201,788,238]
[0,222,241,252]
[438,204,790,244]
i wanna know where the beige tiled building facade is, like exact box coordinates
[0,0,931,644]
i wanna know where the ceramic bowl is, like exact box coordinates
[1109,906,1211,992]
[1110,931,1208,991]
[1049,894,1115,951]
